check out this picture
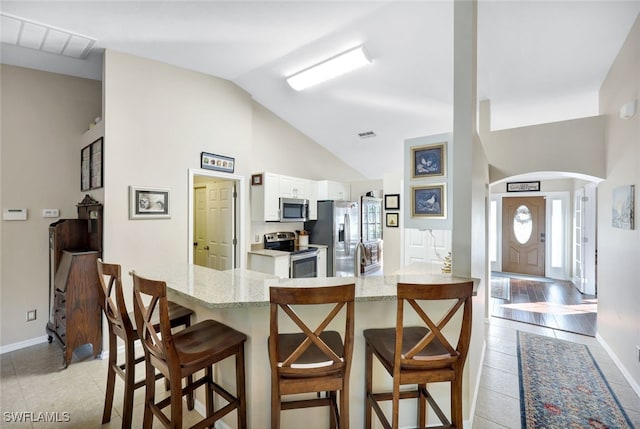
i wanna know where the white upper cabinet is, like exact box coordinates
[280,175,309,199]
[251,172,280,221]
[317,180,351,201]
[251,173,318,221]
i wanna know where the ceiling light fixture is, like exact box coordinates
[286,45,371,91]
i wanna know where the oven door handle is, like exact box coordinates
[289,251,319,262]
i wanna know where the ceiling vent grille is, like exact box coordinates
[358,131,376,139]
[1,13,96,59]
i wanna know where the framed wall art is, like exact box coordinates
[411,142,445,178]
[384,194,400,210]
[129,186,170,219]
[507,181,540,192]
[201,152,235,173]
[251,173,263,186]
[81,137,103,191]
[411,184,445,218]
[386,212,399,227]
[612,184,635,230]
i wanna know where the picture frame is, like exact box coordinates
[386,212,399,227]
[384,194,400,210]
[411,142,445,178]
[81,137,103,191]
[411,184,446,218]
[507,181,540,192]
[201,152,235,173]
[129,186,171,219]
[612,185,635,230]
[251,173,263,186]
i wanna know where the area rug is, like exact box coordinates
[490,278,511,300]
[518,331,633,428]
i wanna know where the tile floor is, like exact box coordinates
[1,317,639,428]
[473,317,640,428]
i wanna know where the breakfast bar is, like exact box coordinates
[136,263,479,428]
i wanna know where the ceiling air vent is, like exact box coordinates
[1,12,96,59]
[358,131,376,139]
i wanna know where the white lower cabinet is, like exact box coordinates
[248,252,289,278]
[316,247,327,278]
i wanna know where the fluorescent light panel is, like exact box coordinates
[287,46,371,91]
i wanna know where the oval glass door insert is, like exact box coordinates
[513,205,533,244]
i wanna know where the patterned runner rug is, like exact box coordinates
[518,331,634,428]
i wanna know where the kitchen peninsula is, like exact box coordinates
[135,263,479,428]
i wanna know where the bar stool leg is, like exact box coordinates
[236,347,247,429]
[418,383,426,427]
[143,360,155,429]
[101,332,117,423]
[121,340,136,428]
[364,343,373,429]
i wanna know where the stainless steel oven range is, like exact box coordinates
[264,232,318,278]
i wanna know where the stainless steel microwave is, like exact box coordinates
[279,198,308,222]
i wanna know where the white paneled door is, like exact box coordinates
[206,181,235,270]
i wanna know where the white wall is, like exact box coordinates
[0,65,101,348]
[597,14,640,391]
[479,100,606,183]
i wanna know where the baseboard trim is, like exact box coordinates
[0,335,49,355]
[596,333,640,398]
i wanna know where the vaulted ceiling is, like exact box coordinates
[2,1,639,179]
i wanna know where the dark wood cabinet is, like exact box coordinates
[46,196,103,367]
[50,250,102,367]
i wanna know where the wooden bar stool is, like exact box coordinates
[269,283,355,429]
[363,281,473,429]
[96,259,194,428]
[131,271,247,429]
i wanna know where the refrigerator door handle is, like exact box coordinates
[345,213,351,256]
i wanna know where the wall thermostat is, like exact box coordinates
[3,208,28,221]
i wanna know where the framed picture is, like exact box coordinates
[201,152,235,173]
[411,184,445,218]
[81,137,103,191]
[612,185,635,230]
[507,181,540,192]
[384,194,400,210]
[411,142,445,178]
[251,173,263,186]
[129,186,170,219]
[386,212,399,227]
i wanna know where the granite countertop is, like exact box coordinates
[138,263,479,310]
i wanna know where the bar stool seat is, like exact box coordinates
[132,271,247,429]
[97,259,194,428]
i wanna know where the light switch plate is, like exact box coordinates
[42,209,60,218]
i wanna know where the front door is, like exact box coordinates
[502,196,546,276]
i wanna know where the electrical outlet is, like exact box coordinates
[255,234,260,242]
[26,309,37,322]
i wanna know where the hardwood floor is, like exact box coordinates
[490,273,597,336]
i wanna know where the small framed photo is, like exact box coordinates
[386,212,399,227]
[412,142,445,178]
[129,186,170,219]
[81,137,103,191]
[251,173,263,186]
[384,194,400,210]
[411,184,445,218]
[201,152,235,173]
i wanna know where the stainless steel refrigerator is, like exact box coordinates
[304,200,359,277]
